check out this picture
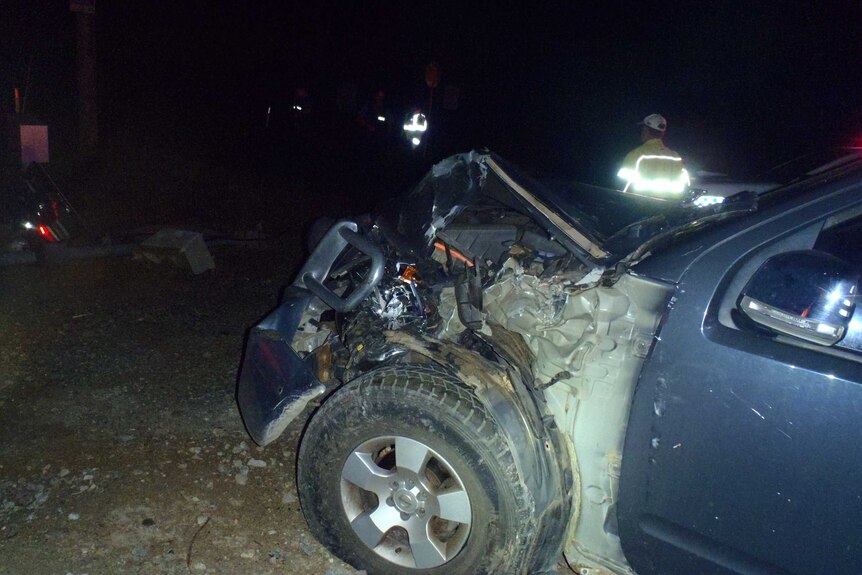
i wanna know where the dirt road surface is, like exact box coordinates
[0,247,364,575]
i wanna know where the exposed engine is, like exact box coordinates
[277,153,673,575]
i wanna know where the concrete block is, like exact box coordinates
[138,229,215,274]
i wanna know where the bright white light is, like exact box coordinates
[693,195,725,208]
[293,105,302,111]
[827,288,843,305]
[411,137,421,146]
[844,299,852,307]
[403,113,428,133]
[377,115,386,122]
[816,323,838,335]
[22,221,34,230]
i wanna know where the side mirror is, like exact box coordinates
[739,251,858,346]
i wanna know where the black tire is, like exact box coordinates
[297,366,535,575]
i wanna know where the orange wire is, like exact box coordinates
[434,241,474,267]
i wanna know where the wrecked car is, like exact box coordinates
[238,151,862,575]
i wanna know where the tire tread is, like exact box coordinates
[300,363,536,574]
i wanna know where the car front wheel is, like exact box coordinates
[297,366,536,574]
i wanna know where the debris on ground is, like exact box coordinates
[136,228,215,274]
[0,252,365,574]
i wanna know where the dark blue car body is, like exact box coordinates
[238,151,862,575]
[619,163,862,575]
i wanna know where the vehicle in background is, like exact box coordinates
[238,150,862,574]
[1,163,80,249]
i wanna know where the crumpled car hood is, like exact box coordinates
[375,151,756,268]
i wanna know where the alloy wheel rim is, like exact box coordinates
[339,435,473,569]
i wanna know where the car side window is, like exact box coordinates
[814,216,862,268]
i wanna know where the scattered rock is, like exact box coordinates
[59,468,70,478]
[234,473,248,486]
[196,515,208,526]
[300,542,315,555]
[131,544,148,561]
[191,561,207,571]
[68,512,80,521]
[281,491,297,505]
[247,458,266,468]
[240,549,256,559]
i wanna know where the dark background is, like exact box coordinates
[2,1,861,231]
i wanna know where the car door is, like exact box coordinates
[617,179,862,575]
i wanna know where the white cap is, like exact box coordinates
[640,113,667,132]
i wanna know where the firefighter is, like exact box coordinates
[617,113,689,194]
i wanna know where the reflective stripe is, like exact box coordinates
[403,113,428,133]
[617,154,690,194]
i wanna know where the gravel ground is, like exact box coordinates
[0,245,364,575]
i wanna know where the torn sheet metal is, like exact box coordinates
[377,151,487,258]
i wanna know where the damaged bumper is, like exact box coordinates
[238,220,387,446]
[237,287,326,446]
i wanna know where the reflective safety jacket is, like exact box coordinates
[617,138,690,194]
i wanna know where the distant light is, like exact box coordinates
[411,137,421,146]
[377,115,386,122]
[827,288,843,305]
[22,221,34,230]
[38,225,48,237]
[403,113,428,133]
[293,105,302,111]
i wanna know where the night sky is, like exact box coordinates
[2,1,861,185]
